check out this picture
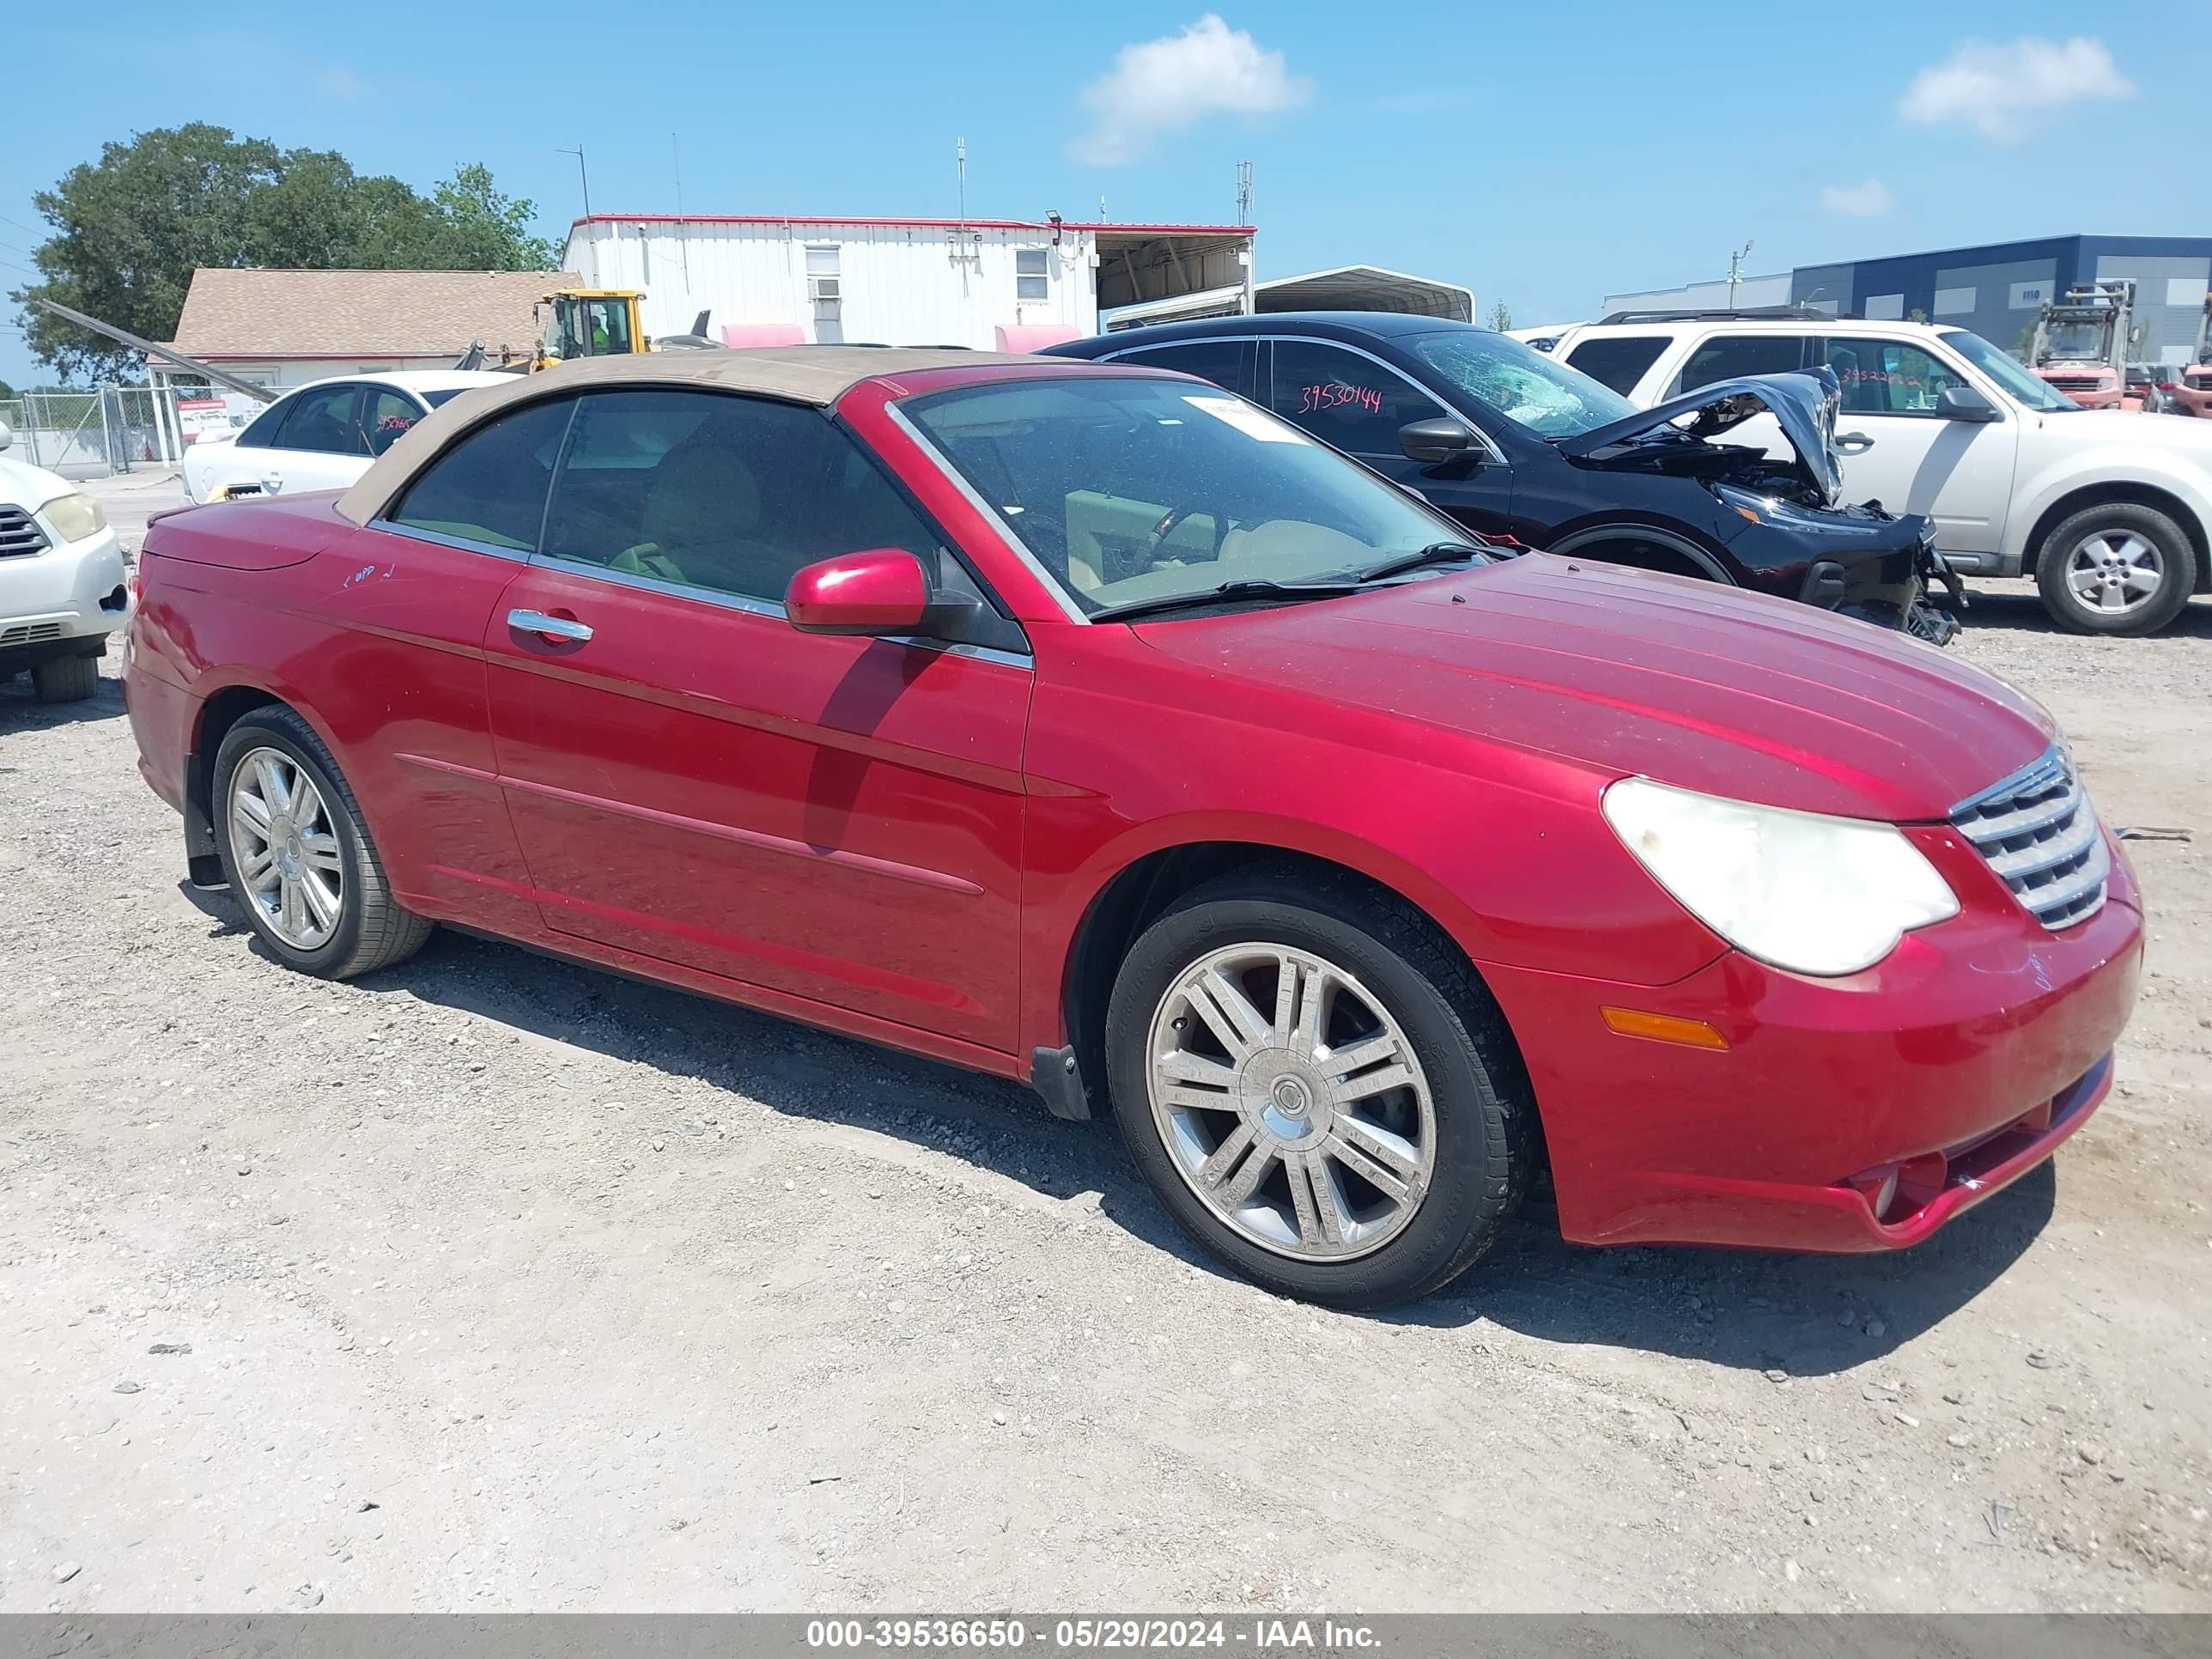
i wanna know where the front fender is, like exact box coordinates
[1014,639,1729,1060]
[2002,434,2212,564]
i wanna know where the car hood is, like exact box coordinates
[2041,404,2212,454]
[0,453,76,512]
[1134,554,2055,823]
[1553,368,1845,503]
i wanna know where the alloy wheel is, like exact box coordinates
[2065,531,2165,616]
[1146,943,1437,1261]
[228,746,345,950]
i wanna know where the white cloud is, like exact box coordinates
[1070,15,1312,166]
[1820,178,1895,217]
[1900,36,2133,143]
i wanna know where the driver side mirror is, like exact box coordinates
[1938,386,2001,423]
[785,547,985,641]
[1399,417,1479,465]
[0,419,11,453]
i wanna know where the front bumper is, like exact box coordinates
[1486,830,2143,1252]
[1733,506,1959,642]
[2167,382,2212,418]
[0,527,130,662]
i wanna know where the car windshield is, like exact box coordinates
[903,376,1481,617]
[1402,328,1638,438]
[1941,329,2081,412]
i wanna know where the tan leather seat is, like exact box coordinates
[635,424,788,597]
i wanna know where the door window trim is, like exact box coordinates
[367,518,535,564]
[1264,333,1508,464]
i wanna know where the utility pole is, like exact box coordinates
[1726,239,1753,310]
[1237,161,1255,315]
[957,137,967,231]
[672,133,690,288]
[557,145,592,221]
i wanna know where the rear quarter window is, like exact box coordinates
[1671,334,1809,395]
[386,398,575,550]
[1562,335,1668,396]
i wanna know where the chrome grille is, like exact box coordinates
[1950,747,2109,930]
[0,507,50,559]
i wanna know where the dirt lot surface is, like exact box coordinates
[4,483,2209,1613]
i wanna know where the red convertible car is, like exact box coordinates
[124,348,2142,1308]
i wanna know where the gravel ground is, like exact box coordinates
[3,479,2209,1613]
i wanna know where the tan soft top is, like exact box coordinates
[333,345,1048,526]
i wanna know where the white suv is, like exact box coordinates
[0,422,130,702]
[1545,310,2212,635]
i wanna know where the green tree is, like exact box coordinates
[16,124,283,380]
[1488,300,1513,332]
[11,126,558,380]
[0,378,16,401]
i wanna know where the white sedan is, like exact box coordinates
[181,371,512,505]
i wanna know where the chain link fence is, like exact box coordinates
[0,384,198,478]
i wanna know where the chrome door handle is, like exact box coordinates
[1837,432,1875,453]
[508,608,592,642]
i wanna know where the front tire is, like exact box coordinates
[31,653,100,702]
[1104,868,1533,1310]
[2035,502,2196,635]
[211,708,431,979]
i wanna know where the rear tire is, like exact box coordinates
[211,707,432,979]
[31,653,100,702]
[2035,502,2196,635]
[1104,866,1534,1310]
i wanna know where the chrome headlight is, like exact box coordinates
[1602,777,1959,976]
[38,491,107,544]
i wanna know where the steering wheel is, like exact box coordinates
[1134,505,1230,569]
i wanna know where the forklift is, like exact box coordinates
[2030,280,2148,410]
[521,289,719,372]
[2168,295,2212,418]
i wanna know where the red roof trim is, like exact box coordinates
[565,213,1255,236]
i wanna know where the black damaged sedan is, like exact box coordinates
[1045,313,1961,642]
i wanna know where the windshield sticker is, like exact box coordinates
[1297,382,1384,416]
[1183,395,1306,443]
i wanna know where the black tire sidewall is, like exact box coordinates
[211,714,369,975]
[1105,888,1510,1309]
[2037,504,2196,635]
[32,654,100,702]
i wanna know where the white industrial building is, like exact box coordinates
[560,213,1258,351]
[560,212,1478,348]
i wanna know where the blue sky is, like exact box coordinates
[4,2,2206,386]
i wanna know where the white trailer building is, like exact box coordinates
[559,213,1258,350]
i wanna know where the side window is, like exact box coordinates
[1672,334,1808,395]
[275,385,366,455]
[1821,337,1966,416]
[237,394,295,449]
[1563,334,1669,396]
[362,387,426,456]
[1267,340,1442,456]
[540,389,955,608]
[1115,340,1255,399]
[387,397,574,550]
